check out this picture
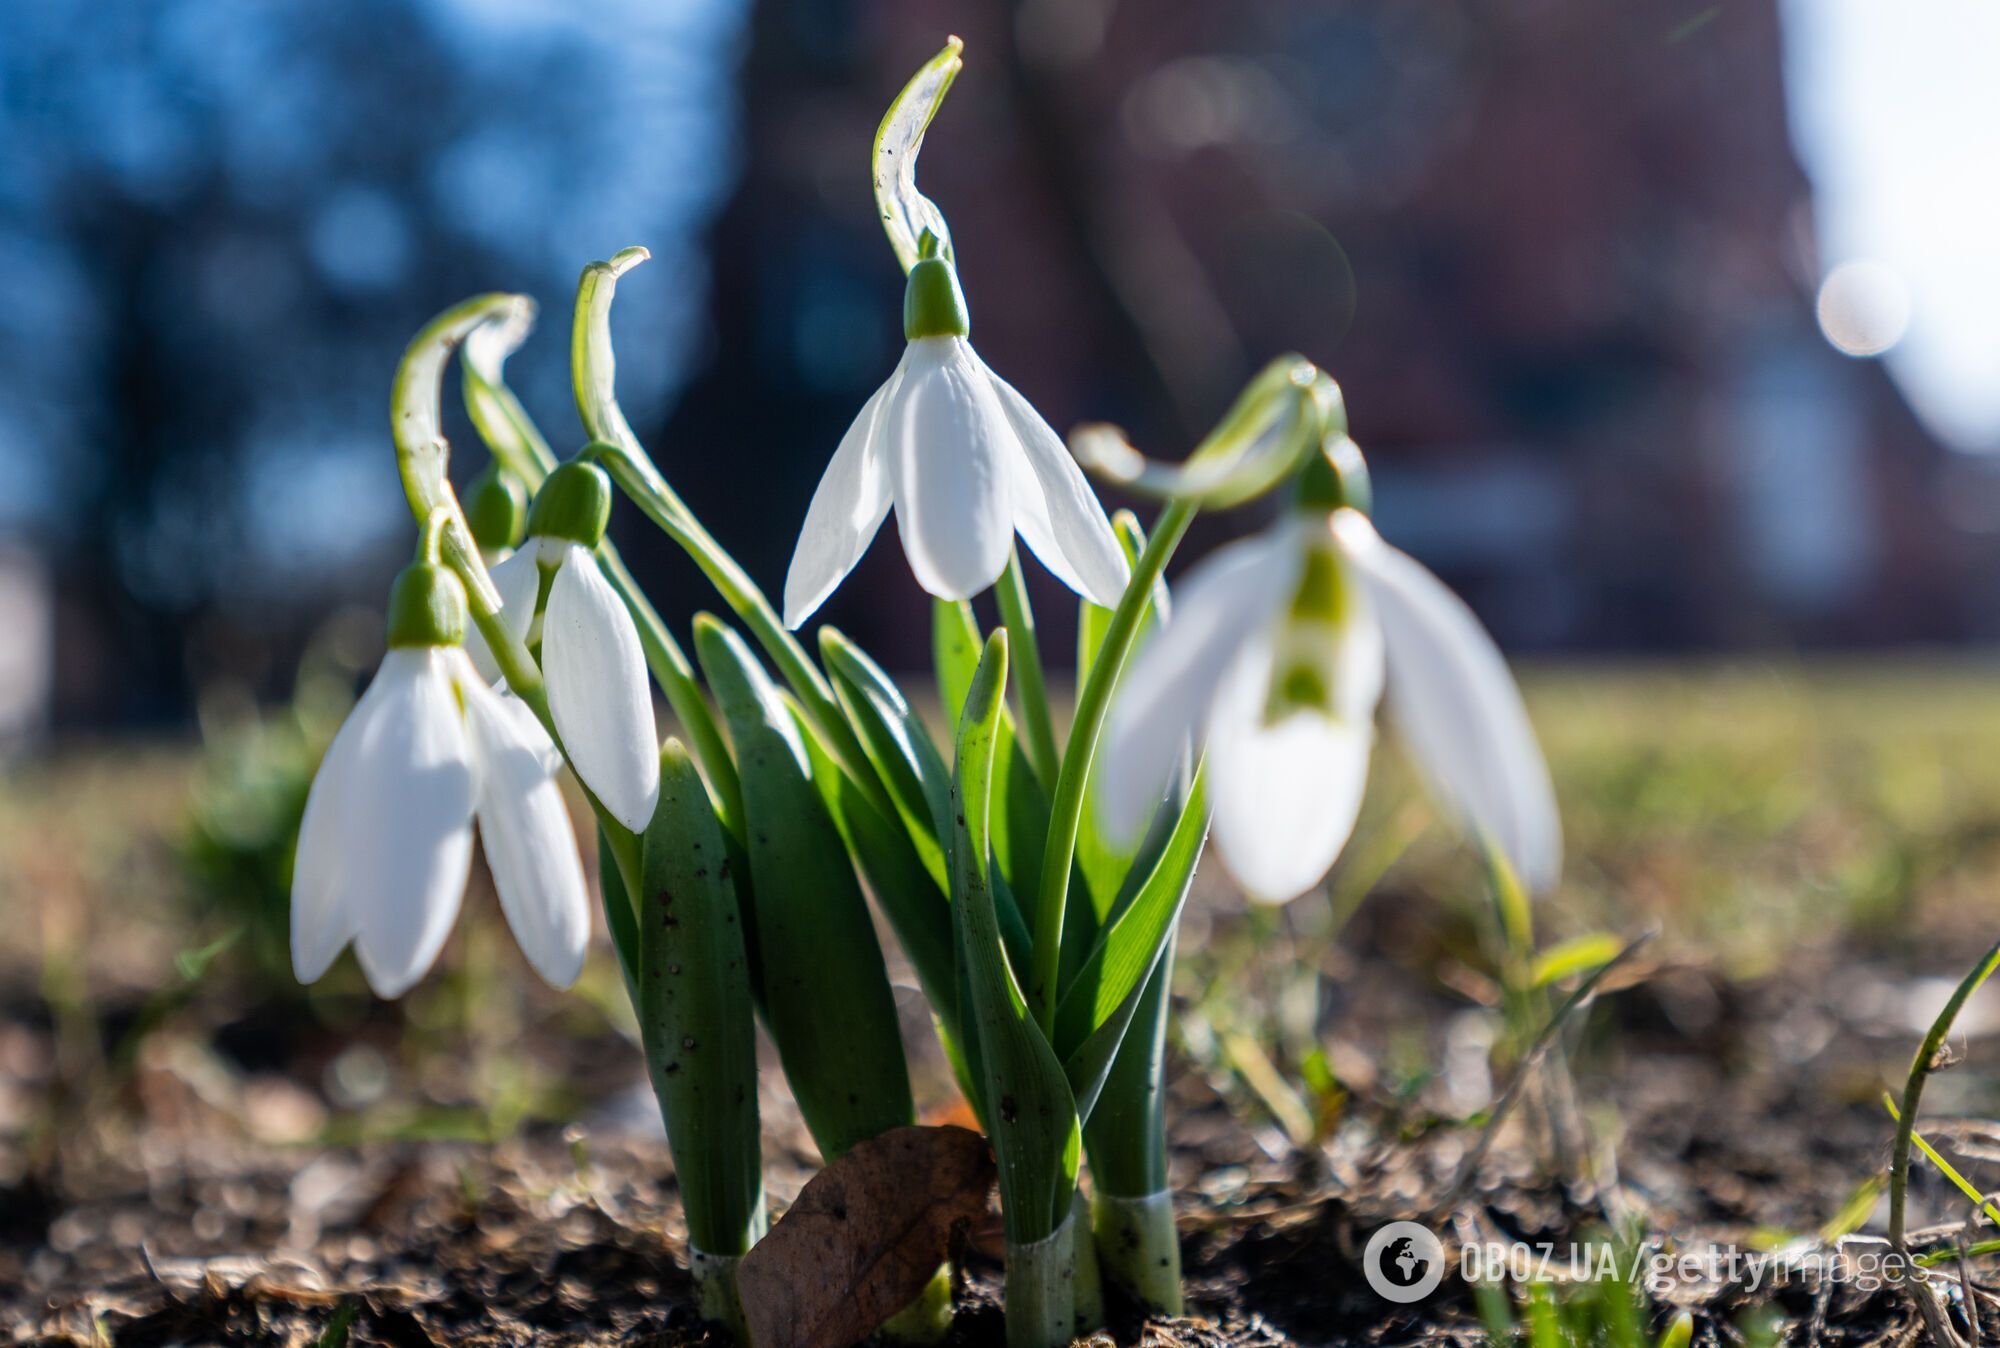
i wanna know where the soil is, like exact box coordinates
[9,909,1992,1348]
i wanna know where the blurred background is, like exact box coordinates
[13,4,2000,1332]
[5,0,2000,740]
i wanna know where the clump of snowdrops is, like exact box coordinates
[289,39,1560,1348]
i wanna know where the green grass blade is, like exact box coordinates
[639,741,765,1256]
[1889,936,2000,1249]
[953,631,1080,1243]
[695,615,913,1161]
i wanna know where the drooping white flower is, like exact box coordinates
[464,463,660,833]
[783,252,1129,626]
[1097,507,1560,904]
[292,642,592,999]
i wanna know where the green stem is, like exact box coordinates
[1029,500,1196,1032]
[391,295,644,921]
[1005,1214,1078,1348]
[1091,1190,1182,1315]
[995,548,1060,788]
[593,446,884,811]
[459,328,742,836]
[571,251,881,801]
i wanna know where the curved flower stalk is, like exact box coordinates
[782,235,1130,627]
[464,459,660,833]
[292,533,590,998]
[1096,447,1562,904]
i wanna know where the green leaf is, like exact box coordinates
[639,740,765,1256]
[873,38,964,274]
[596,828,642,997]
[819,627,952,888]
[787,694,957,1039]
[933,600,1047,966]
[933,599,982,733]
[1529,933,1626,988]
[1054,769,1209,1119]
[952,631,1079,1243]
[695,615,913,1161]
[1079,937,1173,1196]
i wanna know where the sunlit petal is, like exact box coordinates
[464,545,544,683]
[883,337,1014,599]
[1206,630,1380,904]
[459,663,592,989]
[1333,509,1561,892]
[783,362,900,628]
[978,357,1130,607]
[290,657,399,982]
[342,649,479,998]
[1094,523,1304,843]
[543,544,661,832]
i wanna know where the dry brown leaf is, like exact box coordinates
[737,1124,994,1348]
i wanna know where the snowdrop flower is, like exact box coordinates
[783,239,1129,626]
[1097,488,1560,905]
[465,460,660,832]
[292,558,591,997]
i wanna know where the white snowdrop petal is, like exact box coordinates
[1334,509,1562,892]
[543,545,661,832]
[290,661,394,982]
[464,546,544,683]
[884,337,1014,600]
[980,359,1130,607]
[1094,525,1304,843]
[1206,636,1379,905]
[345,649,479,999]
[462,677,592,989]
[783,365,899,628]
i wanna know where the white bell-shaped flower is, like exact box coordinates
[783,252,1129,626]
[465,462,660,833]
[1097,507,1560,904]
[292,563,592,998]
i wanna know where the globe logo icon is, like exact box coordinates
[1363,1221,1446,1302]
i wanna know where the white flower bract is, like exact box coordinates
[290,645,592,998]
[1097,508,1561,904]
[783,335,1130,626]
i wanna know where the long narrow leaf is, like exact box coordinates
[1054,770,1209,1118]
[787,696,957,1036]
[639,741,765,1256]
[934,600,1048,965]
[695,615,913,1161]
[952,631,1079,1243]
[819,628,951,888]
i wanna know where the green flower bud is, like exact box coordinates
[1295,435,1372,516]
[903,239,970,340]
[526,460,613,547]
[385,561,468,648]
[465,464,528,553]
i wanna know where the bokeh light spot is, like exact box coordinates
[1815,258,1911,357]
